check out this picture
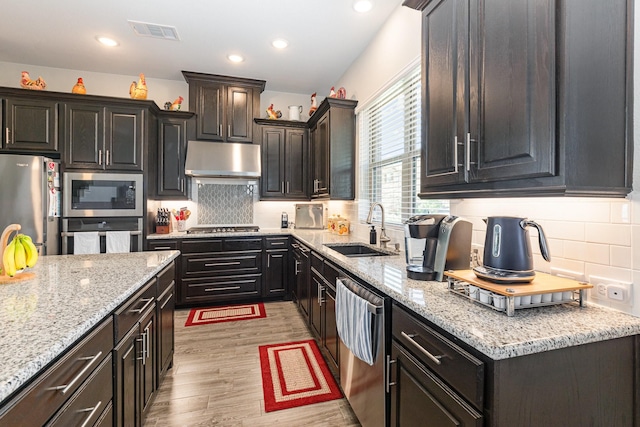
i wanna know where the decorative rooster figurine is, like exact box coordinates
[71,77,87,94]
[309,93,317,116]
[170,96,183,111]
[329,86,337,98]
[129,73,148,100]
[266,104,282,119]
[20,71,46,90]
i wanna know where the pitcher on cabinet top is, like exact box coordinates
[288,105,303,121]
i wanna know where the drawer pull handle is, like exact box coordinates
[79,400,103,427]
[205,285,241,292]
[401,331,442,365]
[48,351,103,395]
[129,297,154,314]
[204,261,242,267]
[271,242,285,246]
[153,246,172,250]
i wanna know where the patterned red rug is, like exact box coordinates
[185,303,266,327]
[259,339,342,412]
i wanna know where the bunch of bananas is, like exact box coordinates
[2,234,38,277]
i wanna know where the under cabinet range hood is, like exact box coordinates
[185,140,261,178]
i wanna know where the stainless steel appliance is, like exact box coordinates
[63,172,143,218]
[473,216,550,283]
[186,225,259,234]
[294,203,324,229]
[337,277,389,427]
[0,154,60,255]
[404,215,472,281]
[61,217,143,254]
[184,140,261,178]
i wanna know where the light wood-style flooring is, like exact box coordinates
[143,301,361,427]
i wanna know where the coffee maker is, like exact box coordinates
[404,215,473,281]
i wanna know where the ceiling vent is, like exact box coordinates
[128,20,180,41]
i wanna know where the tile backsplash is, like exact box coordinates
[195,182,257,224]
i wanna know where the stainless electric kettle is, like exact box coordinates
[473,216,550,283]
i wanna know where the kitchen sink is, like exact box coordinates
[324,243,394,257]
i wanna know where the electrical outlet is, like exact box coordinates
[588,275,633,305]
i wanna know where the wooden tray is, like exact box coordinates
[0,272,36,284]
[445,269,593,296]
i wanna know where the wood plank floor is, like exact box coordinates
[143,301,361,427]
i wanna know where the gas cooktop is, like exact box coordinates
[186,225,260,234]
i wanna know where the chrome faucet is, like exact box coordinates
[366,202,390,248]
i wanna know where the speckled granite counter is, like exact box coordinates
[0,250,179,403]
[147,229,640,360]
[287,230,640,360]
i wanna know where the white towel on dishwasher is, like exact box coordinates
[106,231,131,253]
[73,232,100,255]
[336,278,375,365]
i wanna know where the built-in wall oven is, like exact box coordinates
[61,172,144,254]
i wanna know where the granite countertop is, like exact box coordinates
[288,230,640,361]
[0,250,179,403]
[146,228,640,360]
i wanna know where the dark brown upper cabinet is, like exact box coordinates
[182,71,265,143]
[256,119,309,200]
[155,111,195,199]
[405,0,632,198]
[2,96,59,154]
[308,98,357,200]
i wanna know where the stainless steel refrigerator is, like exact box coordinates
[0,154,60,255]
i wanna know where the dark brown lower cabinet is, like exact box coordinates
[114,325,140,427]
[389,342,482,427]
[157,278,175,382]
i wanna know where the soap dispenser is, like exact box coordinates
[369,225,377,244]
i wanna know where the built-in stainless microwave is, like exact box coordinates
[63,172,143,217]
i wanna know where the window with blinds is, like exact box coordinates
[358,64,449,226]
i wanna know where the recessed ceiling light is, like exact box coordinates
[353,0,373,13]
[227,54,244,63]
[272,39,289,49]
[96,36,119,47]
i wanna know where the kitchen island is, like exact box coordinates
[0,250,179,425]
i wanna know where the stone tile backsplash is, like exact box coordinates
[196,183,256,224]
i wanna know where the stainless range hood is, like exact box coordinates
[185,140,261,178]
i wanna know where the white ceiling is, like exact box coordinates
[1,0,403,94]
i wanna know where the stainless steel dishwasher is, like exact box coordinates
[336,277,389,427]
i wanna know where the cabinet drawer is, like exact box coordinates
[323,261,341,289]
[182,253,261,276]
[265,236,289,250]
[147,240,179,251]
[184,274,261,300]
[114,279,156,343]
[392,304,484,410]
[223,238,262,251]
[0,317,113,427]
[311,252,323,273]
[181,239,223,253]
[47,354,113,427]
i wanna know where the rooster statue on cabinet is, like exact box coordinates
[20,71,46,90]
[129,73,148,100]
[71,78,87,94]
[309,93,317,116]
[266,104,282,119]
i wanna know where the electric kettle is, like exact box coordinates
[473,216,550,283]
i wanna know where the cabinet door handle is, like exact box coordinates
[286,181,290,193]
[78,400,103,427]
[48,351,103,394]
[136,336,145,361]
[106,150,111,166]
[129,297,154,314]
[454,135,459,173]
[219,124,223,136]
[401,331,443,365]
[386,355,396,393]
[204,261,241,267]
[294,259,300,275]
[181,178,184,192]
[205,285,241,292]
[281,182,285,194]
[465,132,471,172]
[98,149,102,165]
[228,124,232,137]
[5,128,10,144]
[318,282,324,306]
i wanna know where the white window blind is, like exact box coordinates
[358,64,449,226]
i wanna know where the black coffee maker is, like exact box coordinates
[404,215,472,281]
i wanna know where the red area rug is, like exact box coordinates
[259,339,342,412]
[185,303,266,327]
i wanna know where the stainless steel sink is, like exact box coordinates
[324,243,394,257]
